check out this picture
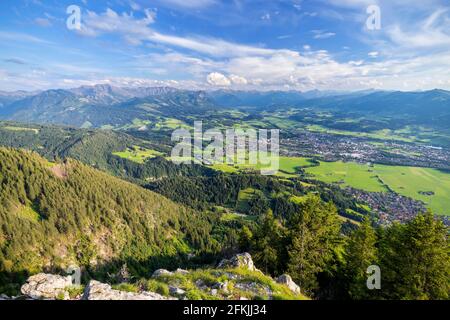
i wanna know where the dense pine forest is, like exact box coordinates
[0,148,220,294]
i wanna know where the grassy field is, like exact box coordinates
[236,188,260,212]
[15,204,41,222]
[220,212,258,222]
[154,118,189,130]
[2,126,39,134]
[305,161,450,216]
[211,155,312,177]
[305,161,388,192]
[373,165,450,216]
[112,146,164,164]
[277,157,313,173]
[305,124,420,143]
[119,118,151,130]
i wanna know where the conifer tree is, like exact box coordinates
[286,196,341,295]
[380,213,450,299]
[344,218,378,299]
[251,209,283,275]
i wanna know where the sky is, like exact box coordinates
[0,0,450,92]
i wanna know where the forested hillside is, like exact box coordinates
[0,148,219,294]
[0,122,214,183]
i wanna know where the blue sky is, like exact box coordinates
[0,0,450,91]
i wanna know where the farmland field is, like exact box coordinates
[305,161,450,216]
[304,161,388,192]
[372,165,450,216]
[211,155,312,176]
[112,146,164,164]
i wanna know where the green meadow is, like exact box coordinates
[112,146,164,164]
[2,126,39,134]
[305,161,450,216]
[372,165,450,216]
[304,161,387,192]
[211,155,312,177]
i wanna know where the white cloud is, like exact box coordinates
[229,74,248,85]
[149,32,275,57]
[368,51,379,58]
[78,8,156,41]
[207,72,231,86]
[78,8,275,57]
[386,8,450,49]
[261,13,271,21]
[325,0,378,9]
[130,1,141,11]
[0,31,52,44]
[349,60,364,66]
[311,30,336,39]
[159,0,216,9]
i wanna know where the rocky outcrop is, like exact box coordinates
[18,254,307,300]
[276,274,301,294]
[169,286,186,296]
[21,273,73,300]
[175,268,189,275]
[152,269,173,278]
[218,253,257,271]
[82,280,173,300]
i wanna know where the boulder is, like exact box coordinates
[152,269,173,278]
[175,268,189,275]
[82,280,172,300]
[169,286,186,296]
[218,253,257,271]
[276,274,301,294]
[21,273,73,300]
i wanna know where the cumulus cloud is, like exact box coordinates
[78,8,156,41]
[229,74,248,85]
[206,72,231,86]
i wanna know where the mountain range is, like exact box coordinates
[0,85,449,128]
